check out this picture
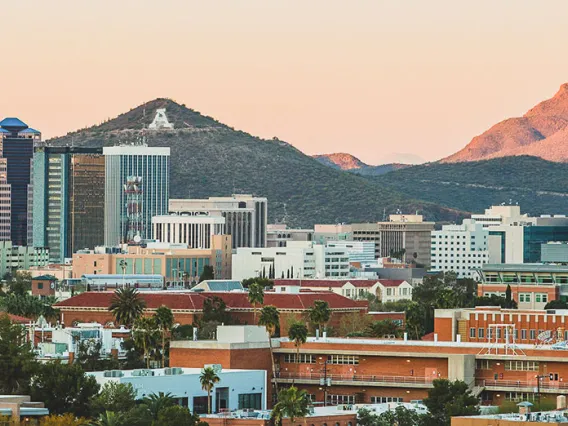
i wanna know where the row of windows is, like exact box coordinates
[283,354,316,364]
[476,360,539,371]
[470,327,547,341]
[328,355,359,365]
[370,396,403,403]
[505,392,536,402]
[327,395,355,404]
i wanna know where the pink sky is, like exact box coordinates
[2,1,568,164]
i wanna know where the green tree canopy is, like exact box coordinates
[422,379,479,426]
[248,283,264,323]
[92,382,137,415]
[30,362,100,418]
[271,386,311,425]
[545,299,568,310]
[259,305,280,393]
[142,392,176,421]
[154,305,175,368]
[133,316,160,368]
[200,367,220,414]
[156,405,205,426]
[308,300,331,333]
[199,265,214,283]
[108,288,146,327]
[288,321,308,362]
[241,277,273,289]
[366,319,402,338]
[0,313,38,394]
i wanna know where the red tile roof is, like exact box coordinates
[273,279,379,288]
[1,313,32,324]
[55,291,368,312]
[376,280,406,287]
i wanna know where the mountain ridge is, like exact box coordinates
[313,153,411,176]
[442,83,568,163]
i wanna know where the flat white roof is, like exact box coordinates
[103,145,170,155]
[90,367,263,379]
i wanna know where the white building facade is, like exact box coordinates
[169,195,267,249]
[430,219,489,278]
[231,241,349,281]
[152,214,225,249]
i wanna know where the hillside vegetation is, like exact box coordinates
[48,99,464,227]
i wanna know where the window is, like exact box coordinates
[469,328,476,338]
[476,360,491,370]
[535,293,548,303]
[521,329,527,340]
[284,354,316,364]
[530,329,536,340]
[506,392,536,402]
[478,328,484,339]
[505,361,539,371]
[519,293,531,303]
[238,393,262,410]
[328,355,359,365]
[327,395,355,405]
[37,283,44,290]
[371,396,403,403]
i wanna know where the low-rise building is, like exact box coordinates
[0,395,49,421]
[267,224,314,247]
[0,241,49,276]
[72,236,232,281]
[89,367,267,414]
[152,214,226,249]
[475,264,568,309]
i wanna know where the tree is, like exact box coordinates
[248,282,264,323]
[308,300,331,335]
[172,324,194,340]
[200,367,220,414]
[30,362,100,418]
[422,379,479,426]
[545,299,568,310]
[92,382,137,414]
[75,339,118,372]
[7,272,32,296]
[92,411,123,426]
[199,265,214,283]
[39,413,90,425]
[0,313,38,394]
[108,288,146,327]
[258,305,280,394]
[367,319,402,338]
[288,322,308,364]
[154,305,175,368]
[202,296,232,324]
[120,405,153,426]
[156,405,204,426]
[271,386,311,425]
[405,301,426,340]
[133,316,159,368]
[358,406,421,426]
[0,293,59,320]
[241,277,273,289]
[339,312,373,337]
[505,284,513,309]
[142,392,176,421]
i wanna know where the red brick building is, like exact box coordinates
[54,290,368,332]
[31,275,57,298]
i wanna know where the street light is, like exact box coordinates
[535,374,548,408]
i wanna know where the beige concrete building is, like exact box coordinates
[72,235,232,281]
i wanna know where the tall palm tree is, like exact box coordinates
[132,316,159,368]
[308,300,331,337]
[108,288,146,328]
[154,305,175,368]
[271,386,311,426]
[258,305,280,394]
[199,367,220,414]
[248,282,264,323]
[288,322,308,364]
[142,392,175,420]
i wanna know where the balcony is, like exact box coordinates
[476,378,568,394]
[274,372,435,389]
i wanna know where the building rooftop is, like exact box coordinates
[0,117,28,131]
[481,264,568,273]
[457,410,568,423]
[55,290,368,311]
[89,366,259,380]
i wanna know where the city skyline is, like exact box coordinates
[3,1,568,164]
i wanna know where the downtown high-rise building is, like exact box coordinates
[104,144,170,246]
[0,118,39,246]
[32,147,105,263]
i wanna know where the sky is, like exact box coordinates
[2,1,568,165]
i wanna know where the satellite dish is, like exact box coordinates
[134,235,141,243]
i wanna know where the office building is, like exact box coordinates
[0,158,11,241]
[152,214,226,249]
[313,224,353,243]
[325,240,375,263]
[349,215,435,266]
[430,219,490,278]
[72,236,232,282]
[0,117,40,245]
[32,147,105,263]
[0,241,49,276]
[169,195,267,249]
[231,241,350,281]
[104,145,170,245]
[267,224,314,247]
[542,242,568,264]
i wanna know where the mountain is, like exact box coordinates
[443,83,568,163]
[47,98,464,227]
[373,156,568,215]
[313,153,411,176]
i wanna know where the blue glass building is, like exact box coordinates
[103,145,170,245]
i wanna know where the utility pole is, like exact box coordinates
[535,374,547,408]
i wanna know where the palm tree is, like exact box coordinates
[108,288,146,328]
[288,322,308,364]
[132,316,159,368]
[93,411,123,426]
[142,392,175,420]
[154,305,175,368]
[308,300,331,337]
[199,367,220,414]
[258,305,280,394]
[248,282,264,323]
[271,386,311,426]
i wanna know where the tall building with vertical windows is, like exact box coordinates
[169,195,268,249]
[0,118,40,246]
[0,158,11,241]
[104,145,170,246]
[33,147,105,263]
